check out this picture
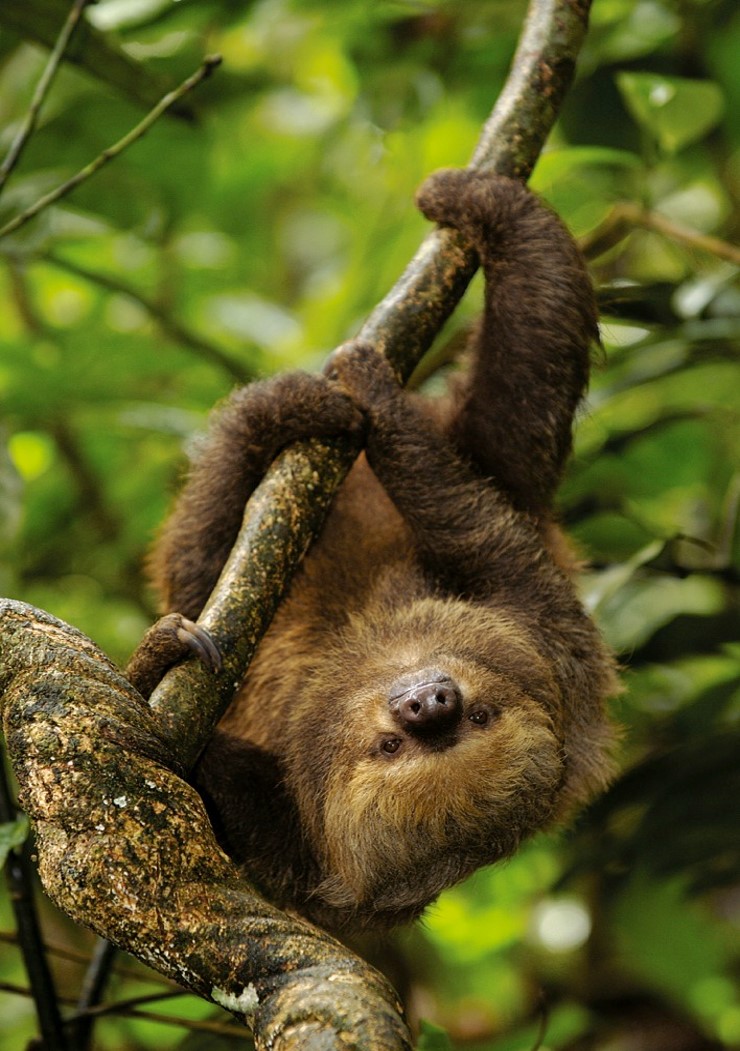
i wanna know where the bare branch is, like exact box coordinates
[360,0,594,380]
[0,0,92,196]
[0,600,412,1050]
[0,55,222,242]
[581,201,740,266]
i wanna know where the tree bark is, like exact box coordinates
[1,600,410,1049]
[0,2,593,1047]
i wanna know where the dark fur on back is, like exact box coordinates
[141,170,618,931]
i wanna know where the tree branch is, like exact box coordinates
[0,55,222,242]
[0,0,93,197]
[0,600,411,1050]
[581,200,740,266]
[1,2,594,1047]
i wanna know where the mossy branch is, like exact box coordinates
[0,601,409,1050]
[1,2,593,1047]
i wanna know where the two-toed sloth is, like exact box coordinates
[130,168,618,931]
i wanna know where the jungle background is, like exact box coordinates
[0,0,739,1048]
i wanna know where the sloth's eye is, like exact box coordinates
[468,709,489,726]
[381,737,402,755]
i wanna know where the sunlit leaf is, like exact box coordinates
[612,869,730,1009]
[582,539,665,613]
[534,145,643,181]
[617,72,725,153]
[0,814,30,864]
[597,571,725,652]
[592,0,681,62]
[417,1020,454,1051]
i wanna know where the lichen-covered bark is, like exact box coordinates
[149,436,359,771]
[471,0,594,178]
[0,2,593,1046]
[0,600,410,1050]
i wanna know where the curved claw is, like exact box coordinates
[175,618,223,673]
[126,612,223,698]
[323,340,399,412]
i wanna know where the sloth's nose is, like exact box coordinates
[389,677,462,734]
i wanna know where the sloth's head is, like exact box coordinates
[285,598,573,928]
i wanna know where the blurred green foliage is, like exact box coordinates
[0,0,739,1048]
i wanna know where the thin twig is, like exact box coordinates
[582,201,740,266]
[0,930,175,985]
[0,54,222,242]
[0,980,252,1039]
[73,987,186,1019]
[6,258,45,333]
[81,1003,252,1039]
[0,758,69,1051]
[51,420,119,541]
[0,0,92,196]
[71,938,117,1050]
[42,250,252,382]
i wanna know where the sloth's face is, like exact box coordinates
[316,666,562,924]
[285,599,565,927]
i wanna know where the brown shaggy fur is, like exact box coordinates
[133,169,619,931]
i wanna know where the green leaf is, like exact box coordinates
[595,571,725,652]
[612,869,729,1009]
[616,72,724,153]
[0,814,30,865]
[583,539,665,614]
[593,0,681,63]
[416,1019,454,1051]
[535,145,643,179]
